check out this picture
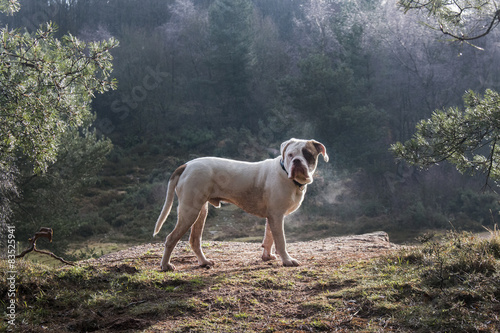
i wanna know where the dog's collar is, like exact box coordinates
[280,159,306,188]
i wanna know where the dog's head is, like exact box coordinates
[280,138,329,185]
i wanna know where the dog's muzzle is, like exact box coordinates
[280,159,307,188]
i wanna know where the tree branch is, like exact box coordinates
[439,9,500,41]
[16,227,75,266]
[482,138,497,192]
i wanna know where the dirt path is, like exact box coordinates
[86,231,399,272]
[77,231,401,332]
[7,232,406,332]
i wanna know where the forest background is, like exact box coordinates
[3,0,500,253]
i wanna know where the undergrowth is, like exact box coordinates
[1,230,499,332]
[332,229,500,332]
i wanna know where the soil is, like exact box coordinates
[78,231,400,332]
[12,232,401,332]
[86,231,399,271]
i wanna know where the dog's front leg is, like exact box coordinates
[261,219,276,261]
[267,215,300,267]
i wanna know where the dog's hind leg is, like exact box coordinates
[189,202,214,268]
[160,202,206,272]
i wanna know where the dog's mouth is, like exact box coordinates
[289,159,312,184]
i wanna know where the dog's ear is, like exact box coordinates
[280,139,293,161]
[312,141,329,162]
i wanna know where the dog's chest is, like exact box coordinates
[284,187,306,215]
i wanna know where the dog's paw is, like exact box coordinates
[161,263,176,272]
[282,258,300,267]
[262,253,277,261]
[199,259,215,269]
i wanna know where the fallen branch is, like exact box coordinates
[16,227,74,266]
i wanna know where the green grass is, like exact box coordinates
[1,230,499,332]
[328,230,500,332]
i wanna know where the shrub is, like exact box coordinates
[379,230,500,331]
[448,190,500,226]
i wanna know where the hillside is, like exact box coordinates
[2,231,499,332]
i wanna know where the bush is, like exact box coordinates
[178,128,215,150]
[381,230,500,331]
[399,202,448,229]
[408,231,498,287]
[448,190,500,226]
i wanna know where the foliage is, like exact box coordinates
[281,53,387,168]
[208,0,254,123]
[0,0,18,15]
[1,0,500,241]
[13,121,113,246]
[0,0,117,236]
[398,0,500,43]
[0,20,117,174]
[394,0,500,190]
[0,0,118,249]
[392,90,500,186]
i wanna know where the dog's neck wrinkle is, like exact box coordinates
[280,159,306,188]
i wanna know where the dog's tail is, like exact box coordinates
[153,164,187,237]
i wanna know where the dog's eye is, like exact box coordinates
[302,149,315,164]
[288,153,294,159]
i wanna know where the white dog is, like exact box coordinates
[153,138,328,271]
